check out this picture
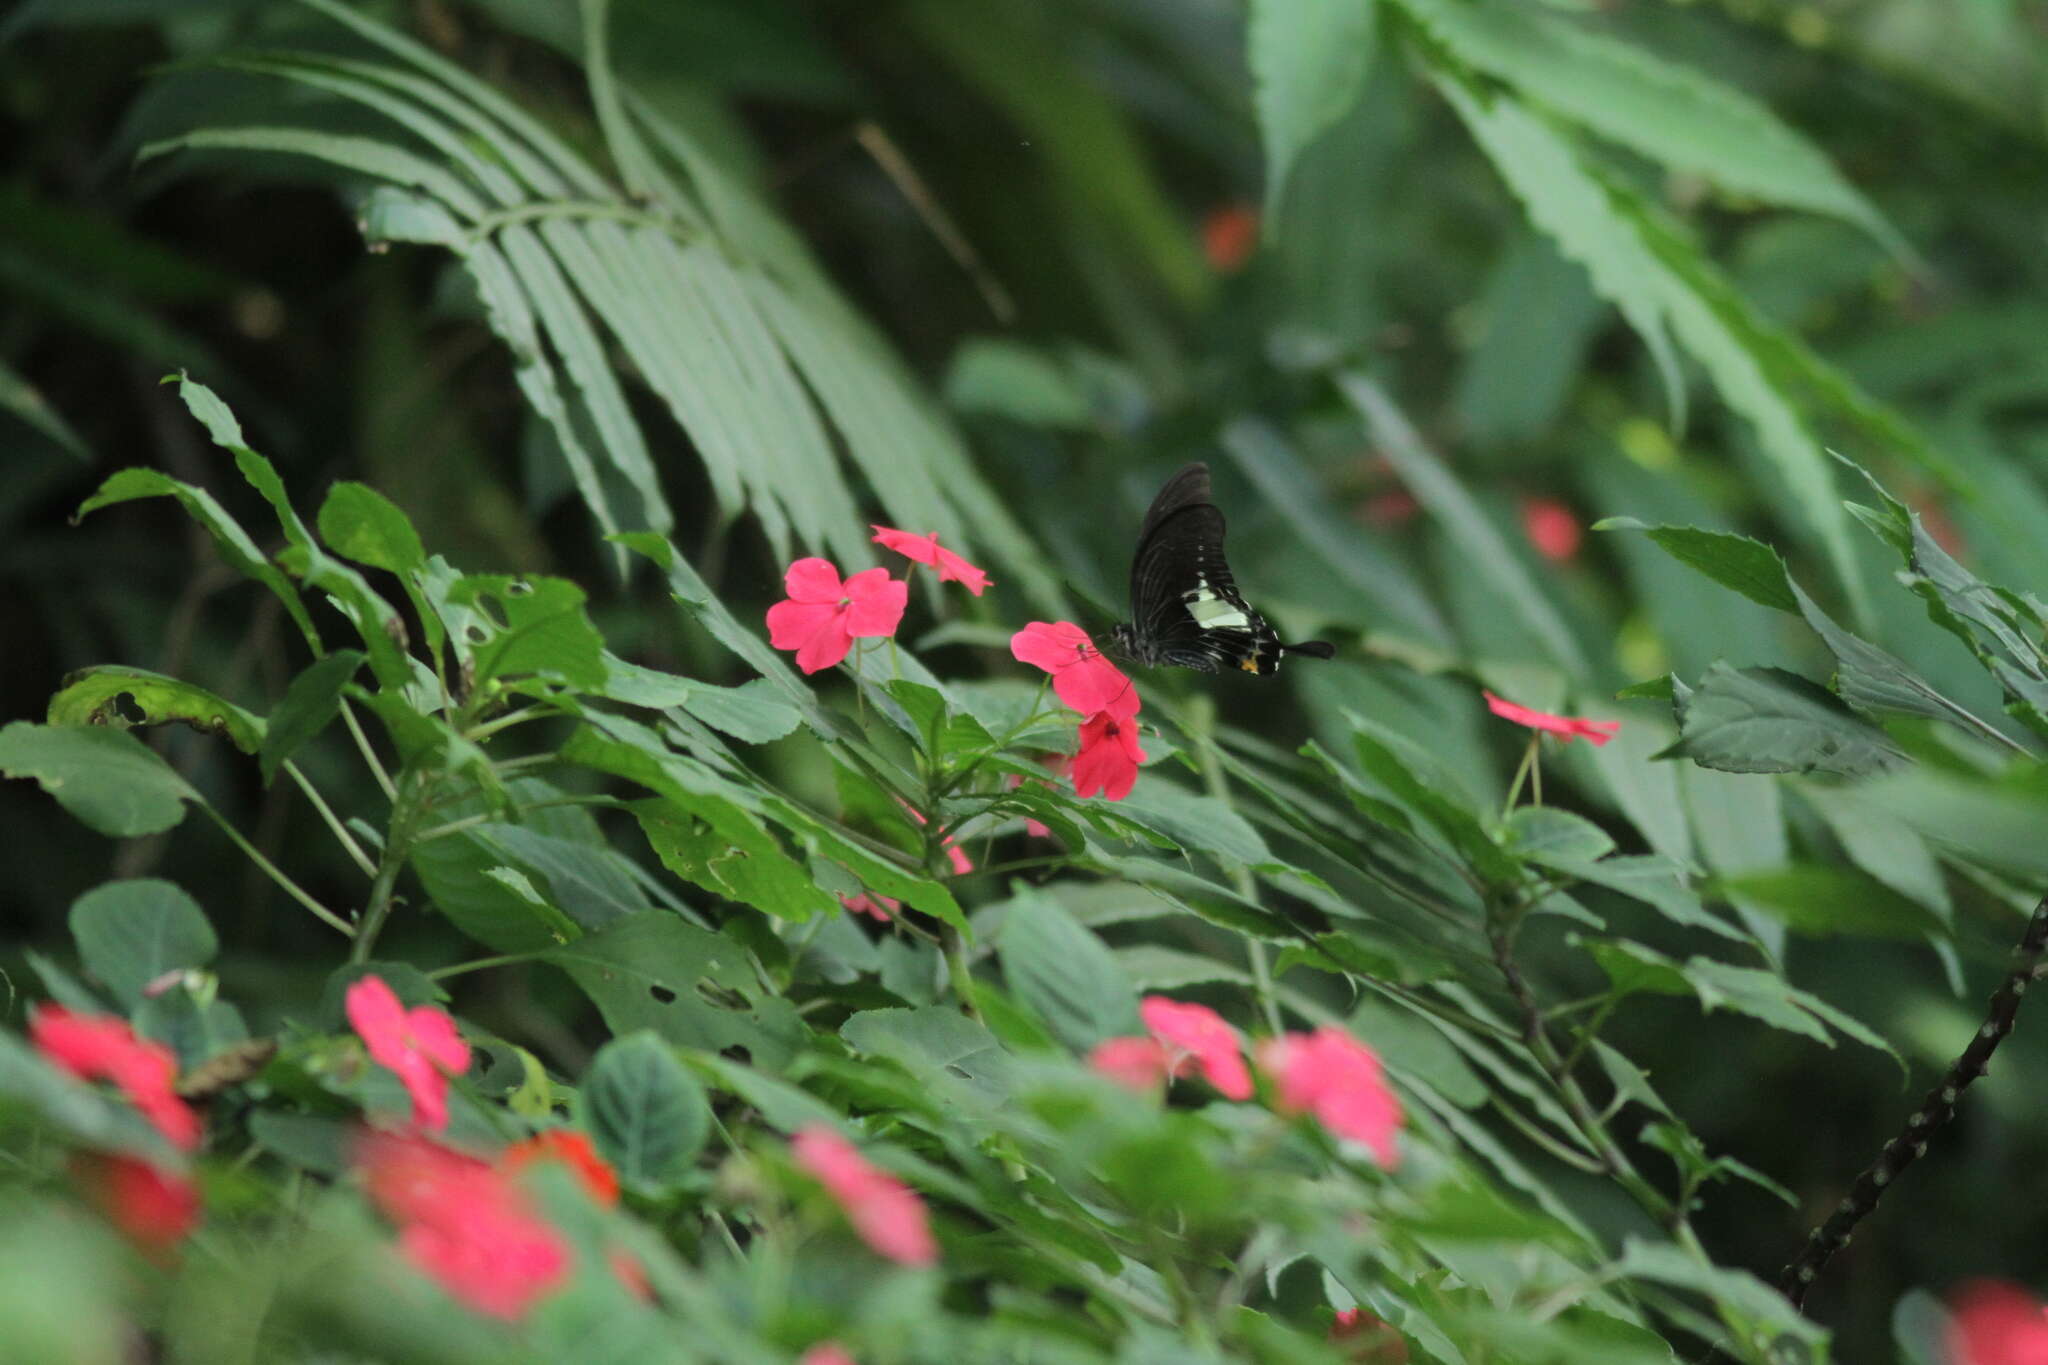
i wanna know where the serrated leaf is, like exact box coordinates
[1594,519,1797,613]
[582,1031,710,1193]
[47,666,264,754]
[841,1006,1014,1113]
[1660,662,1904,777]
[0,722,199,837]
[67,879,217,1007]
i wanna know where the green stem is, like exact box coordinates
[1500,734,1541,819]
[339,698,396,800]
[201,803,353,937]
[463,703,548,742]
[283,759,377,878]
[943,925,982,1021]
[414,794,620,843]
[351,771,435,964]
[427,950,555,981]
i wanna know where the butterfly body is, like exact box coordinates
[1109,462,1335,676]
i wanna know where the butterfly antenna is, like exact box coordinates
[1282,640,1336,660]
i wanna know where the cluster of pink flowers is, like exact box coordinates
[29,1004,204,1252]
[1011,621,1145,802]
[791,1124,938,1266]
[1087,996,1403,1168]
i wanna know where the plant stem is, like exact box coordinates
[283,759,377,877]
[339,698,396,800]
[943,925,982,1022]
[1500,734,1540,818]
[427,950,555,981]
[201,803,354,937]
[350,771,434,964]
[1778,893,2048,1308]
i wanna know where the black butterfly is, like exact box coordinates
[1107,462,1335,676]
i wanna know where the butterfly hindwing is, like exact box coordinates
[1127,464,1286,675]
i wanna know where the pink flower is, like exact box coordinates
[1087,1037,1176,1092]
[357,1130,569,1320]
[72,1153,199,1254]
[1071,711,1144,802]
[1520,497,1582,563]
[1258,1027,1403,1168]
[842,892,900,922]
[766,558,909,674]
[1010,622,1139,721]
[1482,690,1620,747]
[791,1124,937,1267]
[1946,1281,2048,1365]
[345,975,471,1132]
[801,1346,858,1365]
[871,526,992,596]
[1331,1308,1409,1362]
[1201,203,1259,274]
[30,1004,200,1151]
[1140,997,1252,1101]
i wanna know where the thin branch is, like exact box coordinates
[1778,893,2048,1308]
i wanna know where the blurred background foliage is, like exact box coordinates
[7,0,2048,1358]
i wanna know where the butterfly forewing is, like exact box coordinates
[1126,463,1286,674]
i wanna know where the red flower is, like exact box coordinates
[1071,711,1144,802]
[791,1125,937,1267]
[1010,622,1139,721]
[766,558,908,674]
[72,1153,199,1253]
[501,1129,618,1206]
[345,975,471,1133]
[1201,203,1259,273]
[842,892,900,922]
[871,526,992,596]
[357,1130,569,1320]
[1331,1308,1410,1363]
[30,1004,200,1151]
[1258,1027,1403,1168]
[1087,1036,1176,1092]
[1520,497,1582,563]
[800,1346,858,1365]
[1947,1281,2048,1365]
[1140,997,1252,1101]
[1482,691,1620,747]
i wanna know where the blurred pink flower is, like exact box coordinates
[1140,997,1252,1101]
[1482,690,1620,747]
[1202,202,1259,273]
[1087,1036,1177,1092]
[1520,496,1582,563]
[346,975,471,1132]
[1946,1281,2048,1365]
[800,1345,858,1365]
[1071,711,1144,802]
[791,1124,937,1267]
[1010,622,1139,721]
[30,1004,199,1151]
[766,558,908,674]
[842,892,901,922]
[357,1129,569,1320]
[871,526,992,596]
[72,1153,199,1255]
[1258,1027,1402,1168]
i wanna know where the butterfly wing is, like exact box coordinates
[1128,463,1284,674]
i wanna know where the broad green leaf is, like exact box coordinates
[134,986,248,1072]
[546,911,805,1071]
[445,574,607,691]
[1715,866,1947,940]
[582,1031,710,1192]
[682,680,802,745]
[68,879,217,1007]
[259,650,365,785]
[1250,0,1377,224]
[316,481,425,575]
[1790,581,1997,733]
[47,666,264,754]
[1659,662,1904,777]
[1398,0,1896,246]
[1349,720,1516,884]
[943,337,1092,429]
[841,1006,1015,1114]
[1804,791,1951,923]
[1534,852,1745,942]
[1106,781,1271,869]
[1502,807,1614,864]
[1350,995,1486,1109]
[1613,1239,1824,1349]
[1591,940,1895,1060]
[998,888,1141,1050]
[1594,520,1797,614]
[0,722,199,837]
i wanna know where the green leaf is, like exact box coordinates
[67,879,217,1007]
[1502,807,1614,864]
[1593,520,1797,614]
[682,680,802,744]
[316,481,426,574]
[1398,0,1896,246]
[1659,662,1904,777]
[0,1033,178,1164]
[445,574,607,691]
[943,337,1093,429]
[545,911,805,1071]
[0,722,199,837]
[1250,0,1377,224]
[841,1006,1014,1114]
[259,650,365,785]
[581,1031,711,1193]
[1105,781,1271,868]
[1716,866,1949,940]
[998,888,1141,1050]
[1790,581,1995,732]
[46,666,264,755]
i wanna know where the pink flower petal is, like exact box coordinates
[1140,997,1251,1101]
[1088,1036,1176,1092]
[945,841,975,876]
[1521,497,1582,563]
[783,557,845,604]
[1258,1027,1403,1168]
[766,599,839,650]
[31,1004,200,1151]
[1072,712,1144,803]
[1947,1280,2048,1365]
[791,1125,937,1267]
[1009,621,1093,675]
[801,1345,858,1365]
[840,571,908,638]
[347,976,468,1133]
[1482,690,1620,747]
[793,616,856,674]
[871,525,941,568]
